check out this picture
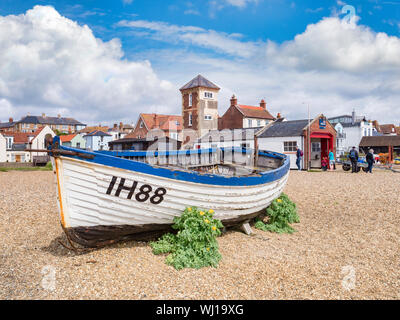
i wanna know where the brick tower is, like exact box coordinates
[180,74,220,145]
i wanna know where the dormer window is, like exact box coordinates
[139,121,143,128]
[204,92,213,99]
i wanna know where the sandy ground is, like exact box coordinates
[0,168,399,300]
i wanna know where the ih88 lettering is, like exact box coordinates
[106,176,167,205]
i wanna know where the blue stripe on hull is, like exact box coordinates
[52,137,290,186]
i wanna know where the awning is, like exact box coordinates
[310,132,333,139]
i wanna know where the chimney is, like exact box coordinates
[42,113,46,118]
[352,109,356,125]
[277,113,282,119]
[9,117,13,123]
[113,123,118,129]
[230,94,237,107]
[260,99,266,109]
[119,122,123,130]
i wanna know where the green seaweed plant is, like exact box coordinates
[150,207,224,270]
[255,193,299,234]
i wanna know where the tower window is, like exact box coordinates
[204,92,213,98]
[189,113,192,126]
[204,115,212,120]
[189,94,192,107]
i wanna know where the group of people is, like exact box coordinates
[348,146,375,173]
[295,146,335,171]
[295,146,375,173]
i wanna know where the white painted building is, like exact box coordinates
[0,134,6,162]
[83,130,112,151]
[334,123,346,157]
[329,111,374,152]
[2,126,55,162]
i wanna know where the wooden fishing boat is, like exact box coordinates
[47,136,290,247]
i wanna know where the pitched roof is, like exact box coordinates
[257,119,309,138]
[2,127,44,143]
[0,122,15,129]
[342,121,362,127]
[60,134,77,142]
[19,115,85,126]
[236,105,275,120]
[180,74,220,90]
[378,124,396,134]
[79,126,109,133]
[359,135,400,147]
[125,114,183,138]
[84,130,111,137]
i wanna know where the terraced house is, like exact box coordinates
[0,125,56,163]
[13,114,86,133]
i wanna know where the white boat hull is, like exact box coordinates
[52,155,289,246]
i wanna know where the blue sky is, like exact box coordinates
[0,0,399,125]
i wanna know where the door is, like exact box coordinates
[15,155,21,163]
[310,139,321,168]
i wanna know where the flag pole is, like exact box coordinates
[308,104,311,171]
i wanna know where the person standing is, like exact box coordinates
[328,149,335,171]
[366,148,375,173]
[348,146,359,173]
[296,146,303,171]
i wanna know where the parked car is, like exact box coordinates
[394,157,400,165]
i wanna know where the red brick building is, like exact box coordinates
[127,113,183,141]
[218,95,275,130]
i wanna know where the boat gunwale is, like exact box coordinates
[51,137,290,187]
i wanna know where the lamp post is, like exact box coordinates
[303,102,311,171]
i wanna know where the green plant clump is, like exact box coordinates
[150,207,224,270]
[255,193,299,234]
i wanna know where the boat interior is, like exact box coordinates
[95,147,286,177]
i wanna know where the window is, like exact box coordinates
[284,141,297,152]
[189,94,192,107]
[257,120,261,127]
[175,121,180,126]
[139,121,143,128]
[170,132,178,140]
[241,143,250,148]
[189,113,192,126]
[6,137,13,149]
[311,142,321,152]
[100,136,104,142]
[76,142,81,148]
[247,119,252,127]
[204,92,213,98]
[204,115,212,120]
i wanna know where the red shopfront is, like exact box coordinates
[303,115,337,170]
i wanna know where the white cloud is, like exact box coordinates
[118,20,263,58]
[122,0,134,4]
[267,17,400,73]
[122,17,400,123]
[184,9,201,16]
[223,0,258,8]
[0,6,176,124]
